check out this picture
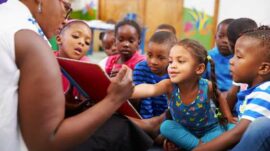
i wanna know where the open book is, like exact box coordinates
[57,57,142,119]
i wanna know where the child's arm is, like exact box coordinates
[131,79,171,99]
[208,82,236,123]
[219,92,238,123]
[193,119,251,151]
[226,85,240,110]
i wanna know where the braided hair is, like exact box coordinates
[178,39,227,126]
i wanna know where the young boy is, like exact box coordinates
[194,25,270,151]
[133,31,177,119]
[155,24,176,35]
[225,18,258,110]
[203,19,234,92]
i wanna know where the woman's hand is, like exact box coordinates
[107,65,134,103]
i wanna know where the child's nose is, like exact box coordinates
[229,56,234,65]
[123,41,130,46]
[150,58,158,65]
[78,40,84,46]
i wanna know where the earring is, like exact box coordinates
[38,2,42,13]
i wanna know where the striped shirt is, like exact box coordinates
[133,61,169,119]
[236,81,270,121]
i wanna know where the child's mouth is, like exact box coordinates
[74,48,82,55]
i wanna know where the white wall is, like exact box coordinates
[218,0,270,26]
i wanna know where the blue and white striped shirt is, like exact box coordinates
[133,61,169,119]
[236,81,270,121]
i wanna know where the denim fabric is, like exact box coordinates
[232,117,270,151]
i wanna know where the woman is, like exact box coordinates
[0,1,135,151]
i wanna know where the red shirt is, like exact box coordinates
[105,51,145,75]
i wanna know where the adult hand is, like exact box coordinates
[107,65,134,103]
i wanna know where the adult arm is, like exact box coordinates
[16,30,134,151]
[193,119,251,151]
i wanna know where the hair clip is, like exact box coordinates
[207,55,212,61]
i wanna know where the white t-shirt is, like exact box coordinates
[98,56,109,71]
[0,1,47,150]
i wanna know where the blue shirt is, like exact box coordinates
[235,81,270,121]
[203,47,233,92]
[169,78,218,137]
[133,61,169,119]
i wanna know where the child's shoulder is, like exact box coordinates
[253,81,270,93]
[134,60,148,68]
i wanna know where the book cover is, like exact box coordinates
[57,57,142,119]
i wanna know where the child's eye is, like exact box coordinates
[147,53,152,58]
[72,35,79,39]
[117,38,124,42]
[168,60,172,64]
[85,41,90,46]
[158,56,166,60]
[178,60,185,63]
[236,55,242,59]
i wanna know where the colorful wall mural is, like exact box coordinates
[180,0,217,50]
[70,0,98,20]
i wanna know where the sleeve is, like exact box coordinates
[202,62,210,79]
[241,89,270,121]
[133,62,147,85]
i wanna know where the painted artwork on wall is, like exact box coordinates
[69,0,98,20]
[180,0,218,50]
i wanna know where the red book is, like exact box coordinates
[57,57,142,119]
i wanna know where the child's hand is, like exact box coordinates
[227,116,238,124]
[163,139,181,151]
[107,65,134,103]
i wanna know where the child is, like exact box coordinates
[203,19,234,92]
[133,31,177,119]
[55,20,92,115]
[155,23,176,35]
[105,19,145,77]
[225,18,258,111]
[56,20,91,61]
[99,30,117,56]
[194,25,270,151]
[132,39,234,150]
[98,30,117,70]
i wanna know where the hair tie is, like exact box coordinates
[207,55,212,61]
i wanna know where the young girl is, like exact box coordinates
[132,39,234,150]
[105,19,145,77]
[56,20,92,115]
[194,26,270,151]
[98,30,118,70]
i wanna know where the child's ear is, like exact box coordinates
[196,63,206,75]
[258,62,270,75]
[56,35,62,45]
